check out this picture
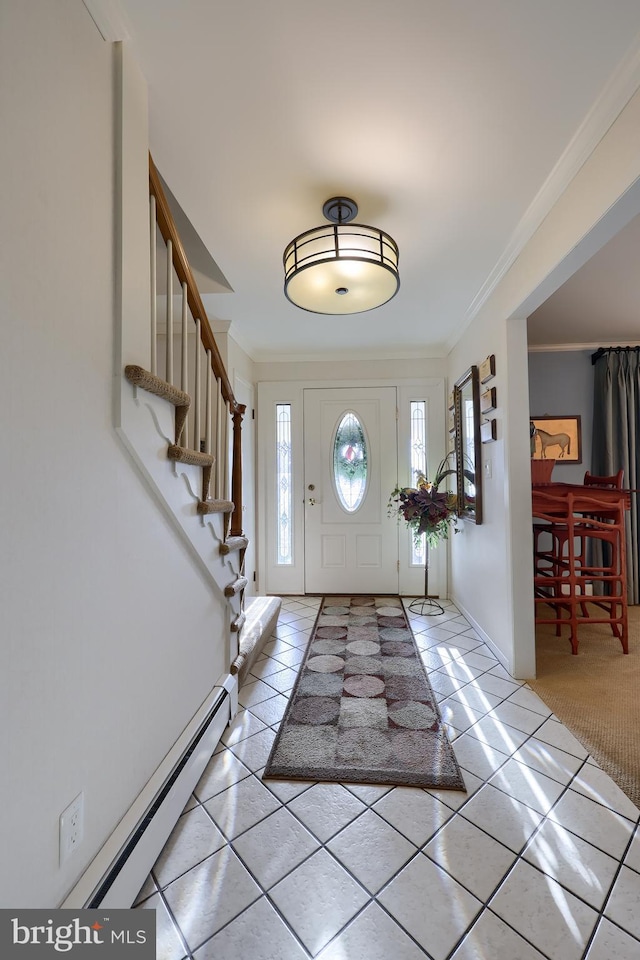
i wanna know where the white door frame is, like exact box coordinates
[257,377,447,597]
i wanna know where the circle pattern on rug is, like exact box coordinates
[343,674,386,698]
[316,626,348,640]
[291,696,340,724]
[307,654,345,673]
[344,655,384,675]
[376,606,405,617]
[346,639,381,656]
[388,700,438,728]
[263,595,464,792]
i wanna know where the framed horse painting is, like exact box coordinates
[530,415,582,463]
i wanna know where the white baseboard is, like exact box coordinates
[450,595,512,676]
[61,674,237,909]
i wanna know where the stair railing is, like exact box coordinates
[148,154,244,535]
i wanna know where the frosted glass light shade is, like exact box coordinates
[283,222,399,315]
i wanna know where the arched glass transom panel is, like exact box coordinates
[333,411,368,512]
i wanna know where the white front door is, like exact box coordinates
[303,387,398,594]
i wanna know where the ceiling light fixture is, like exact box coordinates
[283,197,399,315]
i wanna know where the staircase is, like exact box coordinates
[124,155,279,687]
[62,64,281,909]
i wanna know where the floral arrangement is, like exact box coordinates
[388,455,458,547]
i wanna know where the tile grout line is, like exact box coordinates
[138,599,640,958]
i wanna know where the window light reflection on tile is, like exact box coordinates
[530,826,607,893]
[450,686,497,712]
[491,759,563,816]
[544,873,591,947]
[468,716,527,755]
[438,648,478,682]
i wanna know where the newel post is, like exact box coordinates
[230,403,246,538]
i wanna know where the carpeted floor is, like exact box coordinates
[529,603,640,807]
[263,596,465,790]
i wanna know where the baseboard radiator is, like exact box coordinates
[61,675,238,909]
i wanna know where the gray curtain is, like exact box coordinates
[592,347,640,604]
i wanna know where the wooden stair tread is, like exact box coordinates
[125,365,190,407]
[224,576,248,597]
[168,444,214,467]
[230,597,282,681]
[220,536,249,555]
[197,499,234,515]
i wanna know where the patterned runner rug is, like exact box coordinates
[263,596,465,790]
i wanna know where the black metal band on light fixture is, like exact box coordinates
[283,197,400,315]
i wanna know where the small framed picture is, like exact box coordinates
[479,355,496,383]
[480,387,497,414]
[530,415,582,463]
[480,419,497,443]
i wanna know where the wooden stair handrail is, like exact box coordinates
[149,154,236,410]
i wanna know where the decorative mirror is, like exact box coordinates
[454,366,483,524]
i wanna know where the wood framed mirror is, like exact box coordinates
[454,365,483,524]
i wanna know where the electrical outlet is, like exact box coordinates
[59,792,84,865]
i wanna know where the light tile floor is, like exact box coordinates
[135,597,640,960]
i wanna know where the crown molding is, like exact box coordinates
[248,345,447,364]
[461,33,640,337]
[528,340,639,353]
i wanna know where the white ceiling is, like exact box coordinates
[116,0,640,360]
[527,211,640,349]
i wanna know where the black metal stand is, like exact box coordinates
[408,549,444,616]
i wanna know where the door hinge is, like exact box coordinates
[252,409,255,419]
[253,571,256,582]
[396,407,399,421]
[397,560,400,572]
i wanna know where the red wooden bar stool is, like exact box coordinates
[533,470,624,600]
[533,491,628,654]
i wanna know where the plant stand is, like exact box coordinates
[408,548,444,616]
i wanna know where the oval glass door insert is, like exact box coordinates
[333,411,368,512]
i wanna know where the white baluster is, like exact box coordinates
[180,282,188,444]
[166,239,173,384]
[193,319,201,451]
[215,379,223,497]
[149,196,157,375]
[205,350,212,455]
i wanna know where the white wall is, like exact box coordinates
[449,86,640,678]
[256,356,446,384]
[0,1,227,907]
